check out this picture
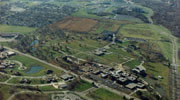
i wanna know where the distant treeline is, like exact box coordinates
[132,0,180,38]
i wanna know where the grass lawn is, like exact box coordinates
[7,77,21,84]
[0,24,36,34]
[144,62,170,96]
[8,55,63,76]
[73,80,93,92]
[118,24,171,40]
[72,9,101,19]
[124,59,141,69]
[87,88,123,100]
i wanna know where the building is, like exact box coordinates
[6,51,16,56]
[125,83,138,90]
[61,74,73,81]
[0,55,6,60]
[94,49,105,56]
[101,73,108,78]
[0,65,6,69]
[117,77,127,84]
[0,33,17,38]
[93,70,102,75]
[0,46,4,52]
[132,65,146,76]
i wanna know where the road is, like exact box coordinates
[3,46,140,100]
[171,36,180,100]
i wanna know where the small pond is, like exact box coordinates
[30,40,39,46]
[26,66,43,74]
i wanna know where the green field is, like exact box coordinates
[73,80,93,92]
[87,88,123,100]
[0,24,36,34]
[144,62,169,96]
[72,9,101,19]
[7,55,63,76]
[0,85,23,100]
[118,24,170,40]
[118,24,173,60]
[124,59,141,69]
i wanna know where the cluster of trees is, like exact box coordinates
[0,3,76,27]
[138,42,166,62]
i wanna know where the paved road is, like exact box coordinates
[171,36,180,100]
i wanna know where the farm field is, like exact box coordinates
[55,17,98,33]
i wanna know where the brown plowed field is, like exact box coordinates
[55,17,98,33]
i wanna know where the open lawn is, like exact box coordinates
[119,24,173,60]
[123,59,141,69]
[87,88,123,100]
[8,55,63,76]
[73,80,93,92]
[118,24,171,40]
[0,24,36,34]
[72,9,101,19]
[144,62,170,97]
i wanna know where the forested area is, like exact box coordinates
[132,0,180,37]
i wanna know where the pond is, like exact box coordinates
[26,66,43,74]
[30,40,39,46]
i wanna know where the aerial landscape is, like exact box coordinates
[0,0,179,100]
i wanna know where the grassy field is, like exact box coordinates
[118,24,170,40]
[0,85,23,100]
[87,88,123,100]
[118,24,173,60]
[144,62,170,96]
[7,55,63,76]
[72,9,101,19]
[123,59,141,69]
[0,24,36,34]
[73,80,93,92]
